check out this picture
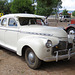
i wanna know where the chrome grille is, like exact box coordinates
[52,41,68,56]
[58,41,68,50]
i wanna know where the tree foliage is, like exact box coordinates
[72,11,75,16]
[10,0,34,13]
[62,9,69,15]
[37,0,62,16]
[0,0,11,14]
[38,0,62,7]
[0,0,62,16]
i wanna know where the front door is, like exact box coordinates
[5,18,18,51]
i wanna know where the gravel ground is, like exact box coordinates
[0,21,75,75]
[48,21,70,28]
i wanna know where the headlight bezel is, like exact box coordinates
[46,40,52,48]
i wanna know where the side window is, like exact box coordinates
[0,19,1,24]
[8,18,17,26]
[1,18,7,26]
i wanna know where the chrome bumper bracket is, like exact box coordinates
[56,51,58,62]
[68,49,71,60]
[55,49,72,62]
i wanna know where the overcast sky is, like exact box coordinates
[60,0,75,10]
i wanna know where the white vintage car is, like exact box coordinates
[0,14,75,69]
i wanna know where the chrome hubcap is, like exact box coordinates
[28,52,35,64]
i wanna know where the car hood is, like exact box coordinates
[20,25,68,38]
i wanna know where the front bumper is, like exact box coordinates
[43,48,75,62]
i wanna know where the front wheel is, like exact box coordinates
[25,48,41,69]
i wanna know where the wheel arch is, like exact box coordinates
[22,45,30,58]
[21,45,37,58]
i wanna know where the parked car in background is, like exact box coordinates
[65,19,75,34]
[59,15,71,22]
[0,14,75,69]
[65,19,75,50]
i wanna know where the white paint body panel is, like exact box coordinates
[0,14,75,62]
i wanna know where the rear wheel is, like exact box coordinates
[25,48,41,69]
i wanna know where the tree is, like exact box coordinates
[36,0,62,16]
[9,0,13,2]
[38,0,62,7]
[4,2,12,14]
[72,11,75,16]
[0,0,7,13]
[0,0,11,14]
[62,9,69,15]
[10,0,34,13]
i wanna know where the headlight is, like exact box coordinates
[46,40,52,48]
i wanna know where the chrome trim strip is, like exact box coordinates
[0,28,19,32]
[0,28,7,30]
[20,31,53,36]
[0,28,53,36]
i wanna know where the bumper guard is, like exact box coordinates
[55,48,72,62]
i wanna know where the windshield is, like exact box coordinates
[19,17,44,26]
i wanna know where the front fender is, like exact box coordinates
[17,36,59,60]
[17,36,47,55]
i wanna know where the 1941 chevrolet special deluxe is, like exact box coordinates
[0,14,75,69]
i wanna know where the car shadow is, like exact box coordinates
[39,58,75,71]
[0,47,75,71]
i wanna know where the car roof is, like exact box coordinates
[1,13,46,19]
